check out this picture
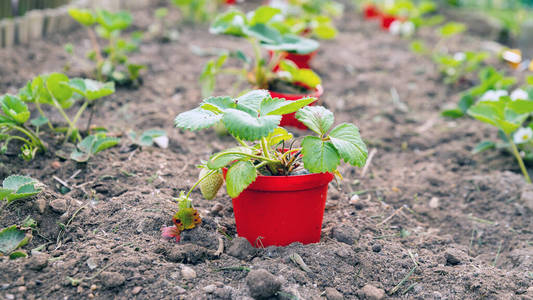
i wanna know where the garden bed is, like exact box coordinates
[0,1,532,299]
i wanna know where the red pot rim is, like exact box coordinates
[269,84,323,99]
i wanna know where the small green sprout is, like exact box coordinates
[0,175,42,204]
[0,225,32,259]
[70,132,120,162]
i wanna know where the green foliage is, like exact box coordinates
[278,60,321,88]
[0,225,31,259]
[175,90,368,199]
[438,22,466,38]
[0,175,41,204]
[171,0,217,23]
[433,51,489,85]
[70,133,120,162]
[128,129,167,147]
[69,9,144,85]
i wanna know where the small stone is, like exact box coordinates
[17,286,27,293]
[90,284,97,291]
[153,136,169,149]
[245,269,281,299]
[444,249,463,266]
[132,286,142,295]
[203,284,217,293]
[5,294,14,300]
[99,272,125,289]
[227,237,256,260]
[27,253,49,271]
[88,293,94,298]
[51,161,61,169]
[35,198,47,214]
[86,258,98,270]
[372,244,382,253]
[361,284,385,300]
[15,276,24,286]
[325,287,343,300]
[49,198,68,213]
[331,224,360,245]
[181,266,196,280]
[428,197,439,209]
[77,286,83,293]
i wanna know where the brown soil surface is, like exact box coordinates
[0,1,532,300]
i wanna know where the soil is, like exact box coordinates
[268,78,312,95]
[1,1,532,300]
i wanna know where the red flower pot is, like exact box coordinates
[269,84,323,129]
[225,0,236,4]
[363,4,381,19]
[225,170,334,247]
[381,14,398,30]
[268,50,318,70]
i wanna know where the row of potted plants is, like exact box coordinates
[164,2,368,247]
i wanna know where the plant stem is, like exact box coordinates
[186,169,218,199]
[66,100,90,141]
[508,137,531,183]
[35,101,54,130]
[261,137,271,160]
[211,151,278,164]
[249,37,266,89]
[11,124,46,151]
[280,148,302,160]
[235,137,248,147]
[87,27,104,81]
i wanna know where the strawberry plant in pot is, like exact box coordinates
[170,90,368,247]
[203,7,322,128]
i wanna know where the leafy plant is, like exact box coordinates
[69,9,145,85]
[0,225,32,259]
[433,51,489,85]
[0,175,42,204]
[174,89,368,198]
[18,73,115,143]
[201,6,321,96]
[70,132,120,162]
[128,129,167,148]
[0,94,46,160]
[467,90,533,183]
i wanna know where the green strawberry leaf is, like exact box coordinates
[207,147,253,169]
[46,73,74,108]
[243,23,282,44]
[0,225,31,255]
[278,60,321,88]
[261,34,319,54]
[438,22,466,38]
[472,140,496,154]
[266,127,293,146]
[68,78,115,101]
[248,6,281,25]
[328,123,368,167]
[301,136,340,173]
[295,106,334,136]
[259,96,316,116]
[235,90,270,112]
[210,11,247,36]
[68,8,96,26]
[1,95,30,124]
[96,10,132,32]
[175,108,222,131]
[226,160,257,198]
[222,109,281,141]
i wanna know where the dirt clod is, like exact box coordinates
[26,254,49,271]
[99,272,125,289]
[132,286,142,295]
[227,237,256,260]
[445,249,465,266]
[49,198,68,214]
[331,224,360,245]
[325,287,344,300]
[361,284,385,300]
[181,265,197,280]
[245,269,281,299]
[372,244,382,253]
[35,198,47,214]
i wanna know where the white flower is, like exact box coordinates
[400,21,415,37]
[232,15,245,27]
[480,89,508,102]
[514,127,533,144]
[454,52,466,61]
[389,20,401,35]
[510,89,529,101]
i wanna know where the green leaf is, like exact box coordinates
[226,161,257,198]
[3,175,37,192]
[301,136,340,173]
[328,123,368,167]
[295,106,334,136]
[508,100,533,114]
[262,34,319,54]
[527,75,533,86]
[96,10,132,32]
[70,133,119,162]
[92,137,119,153]
[266,127,293,146]
[467,101,520,135]
[46,73,74,108]
[30,115,49,127]
[1,95,30,124]
[222,109,281,141]
[30,76,53,105]
[138,129,166,146]
[243,23,282,44]
[260,96,316,116]
[278,60,321,88]
[175,108,222,131]
[127,64,145,81]
[210,11,247,36]
[0,225,31,255]
[472,140,496,154]
[207,147,253,169]
[458,94,475,113]
[68,78,115,101]
[438,22,466,38]
[201,96,235,113]
[441,108,464,118]
[410,40,428,54]
[9,251,28,259]
[235,90,269,112]
[68,9,96,26]
[249,6,281,25]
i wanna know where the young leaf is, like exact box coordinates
[226,160,257,198]
[222,109,281,141]
[278,60,321,88]
[46,73,74,108]
[96,10,132,32]
[467,101,520,135]
[438,22,466,38]
[295,106,334,136]
[243,23,282,44]
[472,141,496,154]
[328,123,368,167]
[235,90,269,112]
[0,225,31,255]
[210,11,247,36]
[301,136,340,173]
[266,127,293,146]
[207,147,253,169]
[248,6,281,25]
[175,108,222,131]
[1,95,30,124]
[441,109,464,118]
[68,9,96,26]
[259,97,316,116]
[137,129,166,147]
[262,34,319,54]
[68,78,115,101]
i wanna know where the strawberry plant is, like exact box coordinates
[0,175,42,204]
[70,132,120,162]
[0,94,46,160]
[467,85,533,183]
[68,9,145,86]
[202,6,320,96]
[0,225,32,259]
[433,51,489,85]
[165,90,368,238]
[171,0,218,24]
